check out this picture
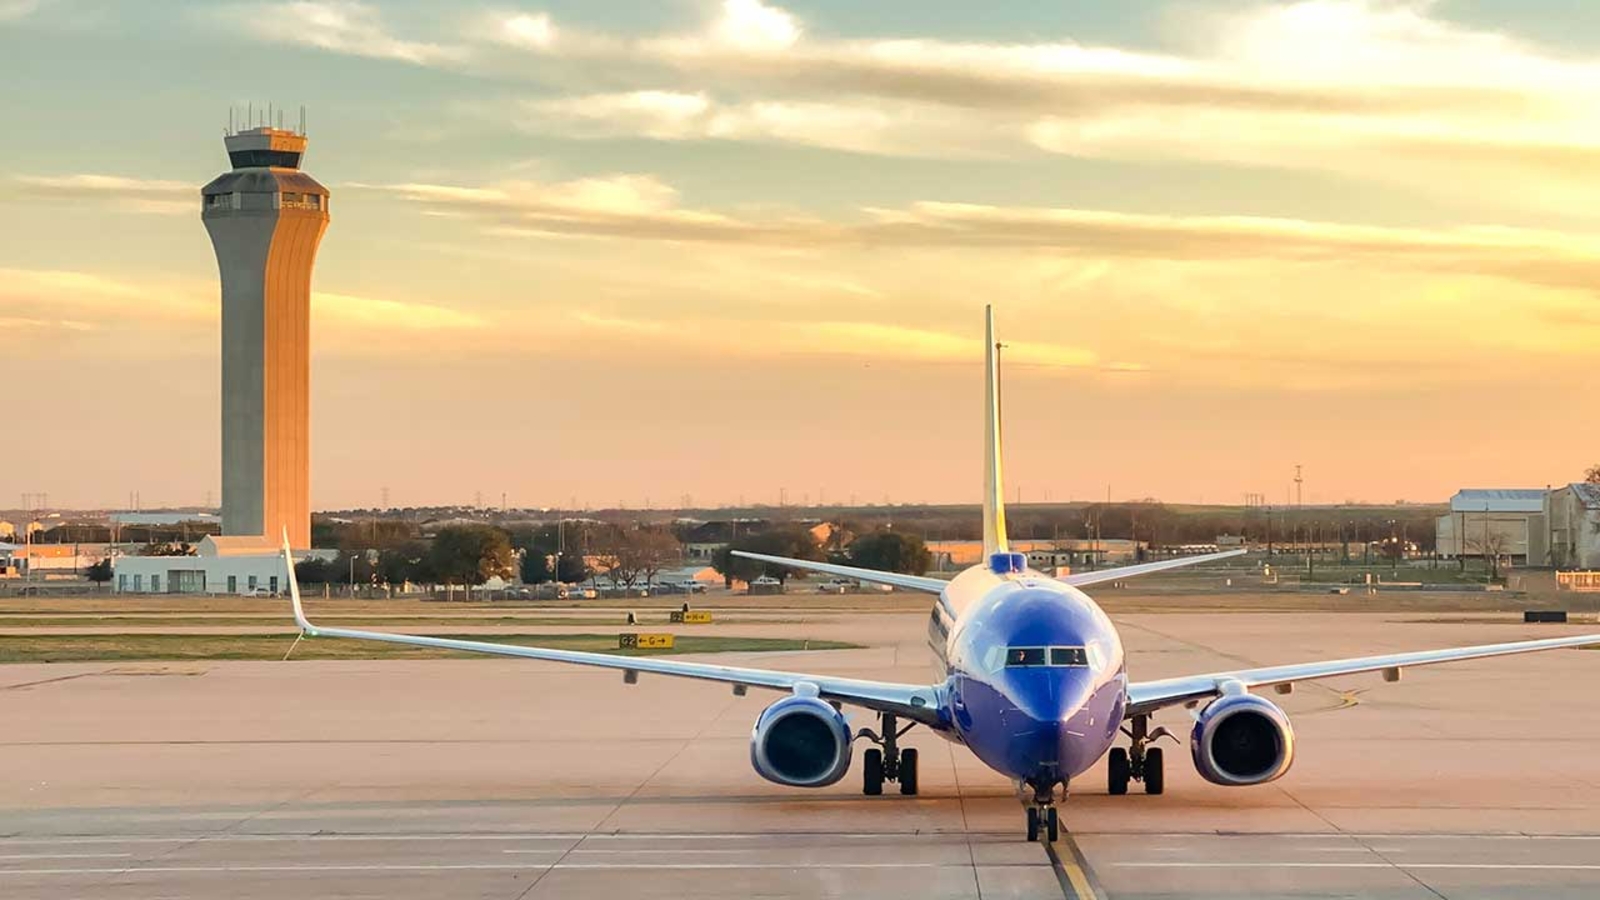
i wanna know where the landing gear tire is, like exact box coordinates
[898,748,919,795]
[1046,807,1060,842]
[1108,747,1130,795]
[863,748,884,796]
[1144,747,1165,795]
[1026,807,1040,842]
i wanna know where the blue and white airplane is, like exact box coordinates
[284,307,1600,842]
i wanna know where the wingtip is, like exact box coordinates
[282,527,314,635]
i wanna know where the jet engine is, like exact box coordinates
[749,693,853,788]
[1190,692,1296,786]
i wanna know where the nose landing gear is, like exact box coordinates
[858,712,919,796]
[1109,714,1173,795]
[1022,780,1062,842]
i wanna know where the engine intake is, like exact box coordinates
[749,694,852,787]
[1190,693,1295,786]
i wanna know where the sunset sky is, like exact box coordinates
[3,0,1598,511]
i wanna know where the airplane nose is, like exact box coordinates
[1007,667,1095,723]
[1002,670,1102,777]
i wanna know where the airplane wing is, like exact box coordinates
[281,536,948,728]
[1126,629,1600,717]
[730,550,948,595]
[1059,548,1247,587]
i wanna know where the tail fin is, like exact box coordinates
[983,305,1009,555]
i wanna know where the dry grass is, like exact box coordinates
[0,633,859,664]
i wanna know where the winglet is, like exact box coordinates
[983,305,1009,555]
[282,528,315,636]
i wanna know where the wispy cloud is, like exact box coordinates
[0,267,490,349]
[459,1,1600,210]
[0,0,41,23]
[9,173,194,214]
[357,173,1600,297]
[568,311,1104,370]
[524,90,1006,158]
[313,292,487,331]
[212,1,466,65]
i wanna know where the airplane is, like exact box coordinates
[282,306,1600,843]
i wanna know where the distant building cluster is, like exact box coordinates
[1435,486,1600,569]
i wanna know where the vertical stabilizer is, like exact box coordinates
[983,305,1010,555]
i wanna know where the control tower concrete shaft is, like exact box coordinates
[201,126,329,549]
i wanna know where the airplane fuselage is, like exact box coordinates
[927,562,1127,789]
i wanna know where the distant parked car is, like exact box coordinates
[816,579,852,594]
[246,587,276,598]
[748,575,784,595]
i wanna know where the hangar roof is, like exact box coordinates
[1570,483,1600,510]
[1448,489,1546,513]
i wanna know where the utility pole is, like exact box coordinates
[1294,465,1303,508]
[1266,506,1274,558]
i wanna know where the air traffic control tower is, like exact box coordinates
[202,124,329,549]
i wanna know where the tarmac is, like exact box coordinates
[5,610,1600,898]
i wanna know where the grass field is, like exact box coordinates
[0,615,812,628]
[0,633,859,663]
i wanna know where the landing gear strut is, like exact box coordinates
[859,713,919,796]
[1110,714,1171,795]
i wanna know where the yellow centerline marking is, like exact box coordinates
[1046,831,1107,900]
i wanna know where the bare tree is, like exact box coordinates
[1586,464,1600,485]
[1467,530,1512,581]
[591,526,681,589]
[635,527,681,588]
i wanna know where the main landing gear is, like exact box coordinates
[1108,714,1172,796]
[859,713,919,796]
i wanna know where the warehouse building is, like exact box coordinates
[1548,483,1600,570]
[1435,489,1547,564]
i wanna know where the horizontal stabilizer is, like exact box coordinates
[730,551,947,595]
[1059,548,1246,588]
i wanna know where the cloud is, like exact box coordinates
[707,0,801,52]
[9,173,195,214]
[525,90,1004,157]
[495,11,554,49]
[0,267,492,355]
[0,0,40,22]
[357,172,1600,296]
[447,1,1600,213]
[213,1,465,65]
[0,315,94,332]
[567,311,1103,369]
[348,173,752,242]
[313,292,487,331]
[210,0,1600,205]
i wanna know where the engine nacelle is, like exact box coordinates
[1190,692,1296,786]
[749,694,853,788]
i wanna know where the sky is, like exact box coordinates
[2,0,1598,512]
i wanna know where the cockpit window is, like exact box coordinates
[1051,647,1089,667]
[1003,646,1092,668]
[1006,647,1047,667]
